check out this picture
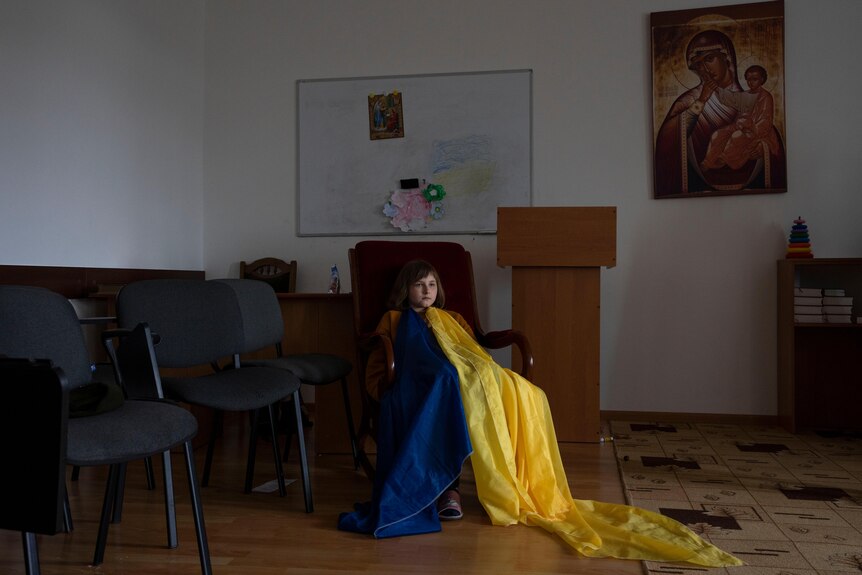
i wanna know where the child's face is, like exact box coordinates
[745,70,764,91]
[408,273,438,312]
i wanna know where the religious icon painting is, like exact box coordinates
[651,0,786,199]
[368,91,405,140]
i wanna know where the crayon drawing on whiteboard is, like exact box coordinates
[297,69,532,236]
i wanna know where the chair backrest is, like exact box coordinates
[116,279,244,368]
[0,357,69,535]
[240,258,297,293]
[0,285,94,387]
[111,323,166,399]
[214,279,284,354]
[348,241,481,337]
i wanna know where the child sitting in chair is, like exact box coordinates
[338,260,741,568]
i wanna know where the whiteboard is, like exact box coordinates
[297,70,532,236]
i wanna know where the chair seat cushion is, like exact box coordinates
[69,380,125,418]
[246,353,352,385]
[162,366,300,411]
[67,400,197,466]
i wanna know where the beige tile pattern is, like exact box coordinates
[611,421,862,575]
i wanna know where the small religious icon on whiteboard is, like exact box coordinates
[368,91,404,140]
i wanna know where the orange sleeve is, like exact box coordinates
[364,311,401,401]
[449,310,475,340]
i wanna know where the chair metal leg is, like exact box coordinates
[145,456,156,490]
[202,434,216,488]
[93,464,121,566]
[353,376,378,481]
[244,409,260,493]
[183,441,212,575]
[22,532,40,575]
[267,403,286,497]
[161,450,178,549]
[71,465,80,482]
[357,447,376,482]
[111,462,127,524]
[291,390,313,513]
[282,400,295,463]
[202,410,224,488]
[63,483,73,533]
[339,377,360,470]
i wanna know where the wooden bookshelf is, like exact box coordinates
[777,258,862,432]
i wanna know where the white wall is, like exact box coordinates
[0,0,205,270]
[202,0,862,416]
[2,1,861,416]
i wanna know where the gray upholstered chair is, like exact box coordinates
[0,285,211,573]
[216,278,357,470]
[115,278,312,512]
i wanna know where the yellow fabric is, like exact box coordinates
[425,308,742,567]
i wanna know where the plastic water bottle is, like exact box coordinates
[328,265,340,294]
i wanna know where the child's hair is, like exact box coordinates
[745,64,767,81]
[387,259,446,310]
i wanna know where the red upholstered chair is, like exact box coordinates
[348,240,533,479]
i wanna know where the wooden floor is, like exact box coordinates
[1,417,642,575]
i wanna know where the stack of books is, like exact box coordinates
[822,289,853,323]
[794,287,823,323]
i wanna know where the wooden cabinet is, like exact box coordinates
[276,293,359,455]
[777,258,862,432]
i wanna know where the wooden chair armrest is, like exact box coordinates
[478,329,534,380]
[357,331,396,392]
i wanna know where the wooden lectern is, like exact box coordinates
[497,207,616,442]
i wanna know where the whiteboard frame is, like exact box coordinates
[296,69,532,236]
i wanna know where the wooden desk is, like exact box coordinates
[276,293,359,455]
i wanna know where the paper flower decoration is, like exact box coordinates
[422,184,446,202]
[383,183,446,232]
[430,201,444,220]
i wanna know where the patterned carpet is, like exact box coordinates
[610,421,862,575]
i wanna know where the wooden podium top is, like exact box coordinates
[497,207,616,268]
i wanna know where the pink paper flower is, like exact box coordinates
[382,183,446,231]
[388,189,431,231]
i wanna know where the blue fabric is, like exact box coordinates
[338,309,472,538]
